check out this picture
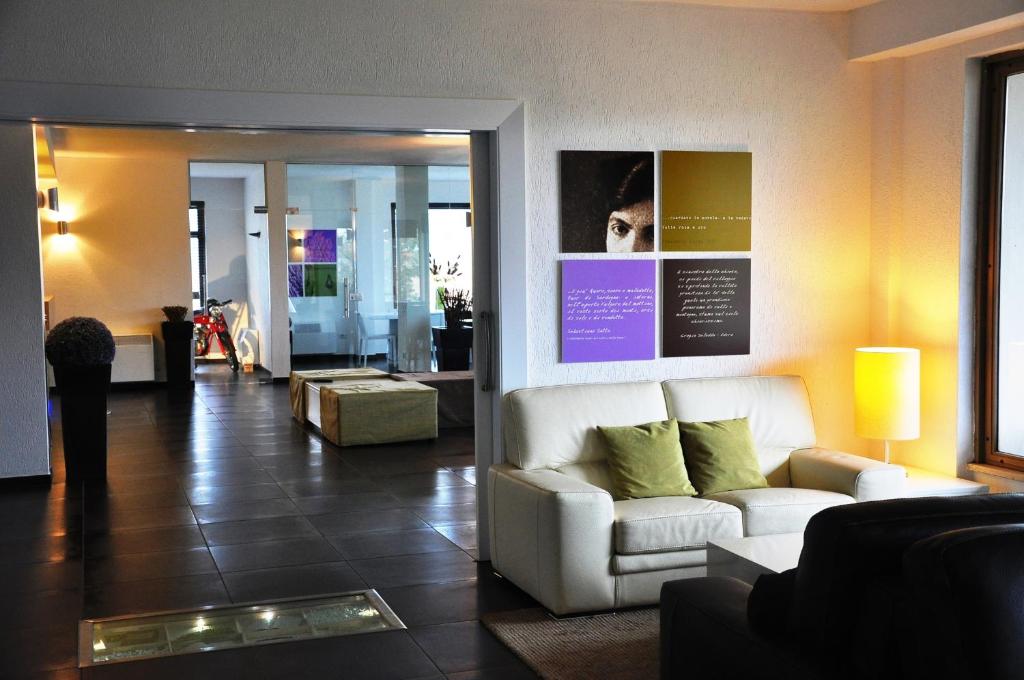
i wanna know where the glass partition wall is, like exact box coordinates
[286,164,471,373]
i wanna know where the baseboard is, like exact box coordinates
[0,473,55,490]
[50,380,167,395]
[110,380,166,392]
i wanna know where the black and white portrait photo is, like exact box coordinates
[559,150,655,253]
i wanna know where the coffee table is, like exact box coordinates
[706,533,803,585]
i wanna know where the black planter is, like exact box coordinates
[162,320,194,390]
[53,363,111,484]
[432,326,473,371]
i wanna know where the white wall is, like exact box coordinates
[244,170,270,369]
[43,153,193,381]
[869,26,1024,474]
[0,124,50,478]
[190,177,249,340]
[0,0,876,453]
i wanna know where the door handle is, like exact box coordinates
[479,310,494,392]
[343,278,350,318]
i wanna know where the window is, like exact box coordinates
[978,50,1024,469]
[389,202,472,312]
[189,201,206,312]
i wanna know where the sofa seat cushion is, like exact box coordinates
[614,497,742,554]
[706,487,854,536]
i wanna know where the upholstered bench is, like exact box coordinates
[310,379,438,447]
[289,368,390,423]
[390,370,474,428]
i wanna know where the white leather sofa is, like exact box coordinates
[487,376,907,615]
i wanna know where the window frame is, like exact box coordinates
[976,49,1024,471]
[388,201,472,307]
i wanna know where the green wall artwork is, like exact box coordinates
[304,264,338,297]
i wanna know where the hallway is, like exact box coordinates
[0,372,536,679]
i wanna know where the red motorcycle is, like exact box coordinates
[194,298,239,371]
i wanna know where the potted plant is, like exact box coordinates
[432,288,473,371]
[45,317,116,483]
[430,255,462,310]
[161,305,194,390]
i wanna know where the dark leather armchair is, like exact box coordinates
[660,494,1024,680]
[904,523,1024,680]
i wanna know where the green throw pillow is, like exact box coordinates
[678,417,768,496]
[598,418,697,501]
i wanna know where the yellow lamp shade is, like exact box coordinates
[854,347,920,441]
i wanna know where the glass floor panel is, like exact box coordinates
[79,590,405,667]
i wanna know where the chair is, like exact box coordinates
[659,494,1024,680]
[904,523,1024,680]
[356,311,396,367]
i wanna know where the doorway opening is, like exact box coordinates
[284,160,475,384]
[32,123,491,626]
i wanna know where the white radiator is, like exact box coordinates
[111,334,156,382]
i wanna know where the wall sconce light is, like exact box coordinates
[57,221,69,236]
[36,187,60,210]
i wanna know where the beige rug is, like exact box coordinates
[482,607,659,680]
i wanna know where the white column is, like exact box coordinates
[265,161,291,379]
[395,166,432,371]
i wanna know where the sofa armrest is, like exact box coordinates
[789,447,906,501]
[661,577,821,680]
[488,463,615,614]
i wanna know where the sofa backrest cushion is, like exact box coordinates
[791,494,1024,676]
[503,382,668,470]
[662,376,816,485]
[904,524,1024,680]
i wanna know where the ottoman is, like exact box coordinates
[315,379,438,446]
[289,368,390,423]
[390,371,474,428]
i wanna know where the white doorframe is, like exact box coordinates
[0,81,527,560]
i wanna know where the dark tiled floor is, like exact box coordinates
[0,364,536,679]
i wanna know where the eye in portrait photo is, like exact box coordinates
[559,150,655,253]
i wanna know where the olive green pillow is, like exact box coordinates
[598,418,697,501]
[678,417,768,496]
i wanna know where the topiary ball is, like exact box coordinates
[45,317,116,367]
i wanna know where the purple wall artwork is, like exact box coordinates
[303,230,337,263]
[288,264,304,298]
[561,259,656,363]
